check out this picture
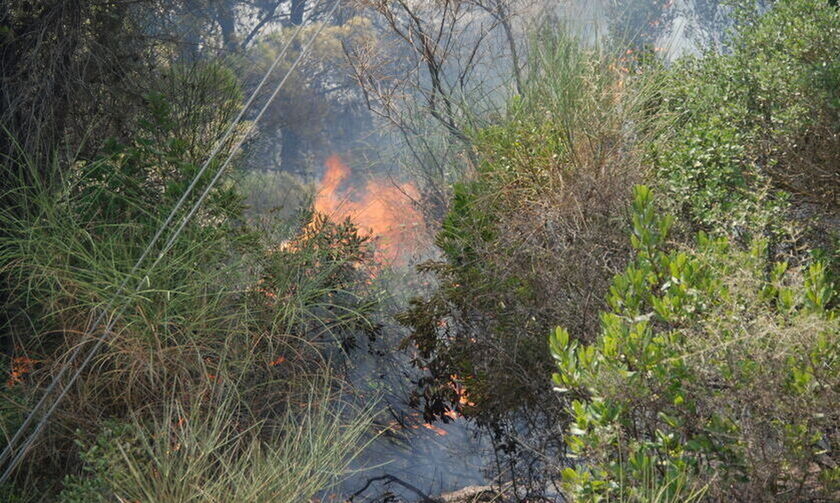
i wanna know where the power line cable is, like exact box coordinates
[0,0,339,482]
[0,12,308,469]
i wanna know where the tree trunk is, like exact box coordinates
[216,2,238,51]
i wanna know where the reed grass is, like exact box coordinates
[0,140,380,499]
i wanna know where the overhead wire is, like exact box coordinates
[0,0,340,482]
[0,14,307,469]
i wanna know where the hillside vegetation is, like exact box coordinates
[0,0,837,501]
[400,0,839,500]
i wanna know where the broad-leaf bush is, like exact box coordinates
[651,0,839,239]
[551,186,839,501]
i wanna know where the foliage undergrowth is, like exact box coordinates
[0,62,380,499]
[58,375,374,503]
[396,25,666,491]
[551,186,838,501]
[548,3,840,500]
[651,0,839,242]
[401,1,839,500]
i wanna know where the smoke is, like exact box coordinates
[239,1,737,500]
[335,322,492,502]
[307,152,489,501]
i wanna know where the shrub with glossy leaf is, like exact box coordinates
[550,186,839,502]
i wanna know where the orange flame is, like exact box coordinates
[421,422,449,436]
[385,412,451,436]
[450,374,475,407]
[6,356,36,388]
[314,155,429,266]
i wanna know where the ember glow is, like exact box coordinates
[450,374,475,407]
[270,355,287,366]
[421,422,449,436]
[314,154,428,265]
[6,356,36,388]
[386,411,451,437]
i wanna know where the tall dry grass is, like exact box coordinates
[0,144,380,499]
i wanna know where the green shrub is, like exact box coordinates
[0,65,379,496]
[550,186,839,501]
[397,26,664,491]
[652,0,840,238]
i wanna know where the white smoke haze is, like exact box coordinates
[223,6,730,498]
[238,1,738,500]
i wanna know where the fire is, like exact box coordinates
[450,374,475,407]
[385,412,450,437]
[6,356,36,388]
[421,422,448,436]
[270,355,286,366]
[314,154,428,265]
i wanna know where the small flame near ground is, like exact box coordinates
[314,154,429,266]
[385,411,451,437]
[6,356,36,388]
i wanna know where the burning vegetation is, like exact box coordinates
[314,154,430,266]
[2,1,839,502]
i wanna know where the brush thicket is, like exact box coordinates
[0,97,380,498]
